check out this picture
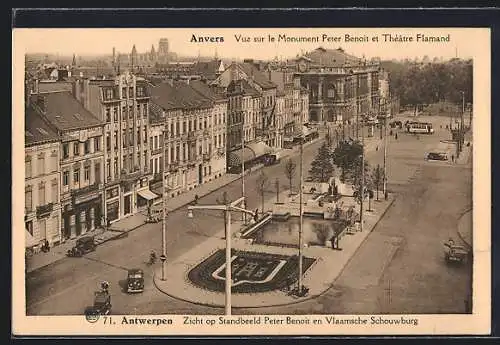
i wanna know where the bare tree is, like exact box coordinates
[284,158,297,193]
[256,171,270,213]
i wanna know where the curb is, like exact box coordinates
[456,208,472,249]
[153,197,397,311]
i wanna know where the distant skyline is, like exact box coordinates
[15,28,483,61]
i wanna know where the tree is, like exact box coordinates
[284,158,297,192]
[332,141,363,183]
[309,143,335,183]
[256,171,269,213]
[371,164,385,201]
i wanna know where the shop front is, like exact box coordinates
[105,185,120,224]
[63,187,102,240]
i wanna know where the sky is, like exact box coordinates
[15,28,485,61]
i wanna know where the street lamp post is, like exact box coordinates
[187,196,254,316]
[241,117,246,224]
[298,132,304,293]
[161,128,168,281]
[383,110,388,196]
[360,114,365,232]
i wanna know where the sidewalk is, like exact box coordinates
[26,139,324,274]
[153,195,395,309]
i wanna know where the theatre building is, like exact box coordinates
[25,106,62,250]
[293,47,380,124]
[30,91,105,240]
[74,71,153,222]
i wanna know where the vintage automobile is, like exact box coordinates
[67,235,97,257]
[85,290,111,316]
[426,152,448,161]
[444,241,469,264]
[126,268,145,293]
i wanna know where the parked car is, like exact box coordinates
[66,235,96,257]
[126,268,145,293]
[427,152,448,161]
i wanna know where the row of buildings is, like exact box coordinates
[24,46,392,253]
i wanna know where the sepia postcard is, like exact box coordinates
[12,27,490,336]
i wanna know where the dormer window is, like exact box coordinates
[104,88,114,100]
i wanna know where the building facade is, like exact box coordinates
[25,107,62,249]
[74,71,152,223]
[149,80,227,197]
[30,91,105,240]
[292,47,380,124]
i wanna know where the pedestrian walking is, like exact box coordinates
[451,154,455,163]
[395,133,398,140]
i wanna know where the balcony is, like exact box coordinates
[71,182,101,198]
[168,162,179,172]
[36,202,54,218]
[120,169,143,184]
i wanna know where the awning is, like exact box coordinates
[246,141,273,158]
[228,147,255,167]
[137,189,159,201]
[25,230,37,248]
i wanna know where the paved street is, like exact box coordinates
[26,115,472,316]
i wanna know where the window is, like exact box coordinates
[183,121,187,133]
[63,170,69,186]
[39,182,46,205]
[137,86,144,97]
[176,122,180,136]
[63,143,69,159]
[170,123,174,137]
[128,106,133,119]
[122,87,126,98]
[25,156,32,178]
[137,130,141,145]
[122,130,126,148]
[129,131,133,146]
[189,120,192,132]
[143,104,147,118]
[26,221,33,236]
[105,108,111,122]
[154,136,158,150]
[95,162,101,183]
[74,142,80,156]
[94,137,101,152]
[36,153,45,175]
[73,168,80,185]
[25,186,32,212]
[84,140,90,154]
[327,85,335,98]
[51,151,58,172]
[51,179,58,203]
[129,154,133,171]
[84,165,90,181]
[113,158,118,178]
[129,87,134,98]
[106,133,111,151]
[113,107,118,121]
[105,88,113,100]
[106,159,111,178]
[144,127,147,143]
[122,106,126,117]
[137,104,141,117]
[114,131,118,150]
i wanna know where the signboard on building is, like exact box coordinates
[74,191,100,205]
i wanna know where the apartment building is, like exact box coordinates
[149,80,227,197]
[25,106,62,249]
[30,92,105,240]
[74,71,153,223]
